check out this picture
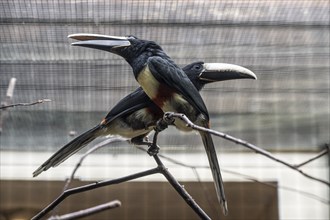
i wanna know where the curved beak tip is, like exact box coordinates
[247,71,257,80]
[201,63,257,82]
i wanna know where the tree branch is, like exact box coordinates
[0,99,52,110]
[31,167,160,220]
[47,200,121,220]
[221,168,329,204]
[162,112,330,187]
[137,146,329,204]
[152,154,211,220]
[63,136,127,191]
[32,139,210,220]
[33,112,328,220]
[294,144,329,168]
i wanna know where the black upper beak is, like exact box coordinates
[68,33,131,52]
[200,63,257,82]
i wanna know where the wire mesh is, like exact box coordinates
[0,1,329,151]
[0,1,329,220]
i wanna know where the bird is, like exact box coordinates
[33,60,256,177]
[66,33,256,214]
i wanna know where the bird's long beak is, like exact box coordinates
[68,33,131,51]
[200,63,257,82]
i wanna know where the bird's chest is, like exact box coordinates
[137,66,196,131]
[137,66,176,110]
[137,66,160,98]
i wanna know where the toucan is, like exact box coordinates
[34,34,256,215]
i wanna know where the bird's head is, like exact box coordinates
[68,34,165,70]
[183,62,257,91]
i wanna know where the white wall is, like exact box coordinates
[1,151,329,220]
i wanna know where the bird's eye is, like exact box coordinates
[194,65,202,70]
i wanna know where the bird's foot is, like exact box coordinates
[147,144,160,156]
[163,112,176,124]
[148,116,172,156]
[154,118,169,133]
[154,114,175,133]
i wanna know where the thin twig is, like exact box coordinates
[220,169,330,204]
[34,113,328,220]
[63,138,209,219]
[141,147,329,205]
[33,142,210,219]
[163,112,330,187]
[152,154,211,220]
[63,136,127,191]
[31,167,160,220]
[294,148,329,168]
[0,99,52,109]
[47,200,121,220]
[191,167,221,216]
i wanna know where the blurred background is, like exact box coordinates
[0,0,329,219]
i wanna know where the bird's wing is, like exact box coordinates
[33,88,157,177]
[147,56,209,119]
[103,87,155,124]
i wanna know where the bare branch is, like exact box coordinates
[162,112,330,187]
[47,200,121,220]
[140,147,329,204]
[63,136,127,191]
[31,167,160,220]
[152,154,211,219]
[0,99,52,109]
[221,169,329,205]
[294,147,329,168]
[33,140,210,220]
[34,112,328,220]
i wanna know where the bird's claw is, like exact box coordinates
[147,144,160,156]
[163,112,175,124]
[154,119,168,132]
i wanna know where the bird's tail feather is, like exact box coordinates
[200,131,228,215]
[33,125,102,177]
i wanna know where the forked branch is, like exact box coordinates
[162,112,330,187]
[32,147,210,220]
[32,112,329,220]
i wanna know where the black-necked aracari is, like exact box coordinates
[67,34,257,214]
[35,34,256,214]
[33,61,256,176]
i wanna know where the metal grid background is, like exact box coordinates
[0,0,329,151]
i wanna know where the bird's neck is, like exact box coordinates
[127,56,148,79]
[127,50,176,79]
